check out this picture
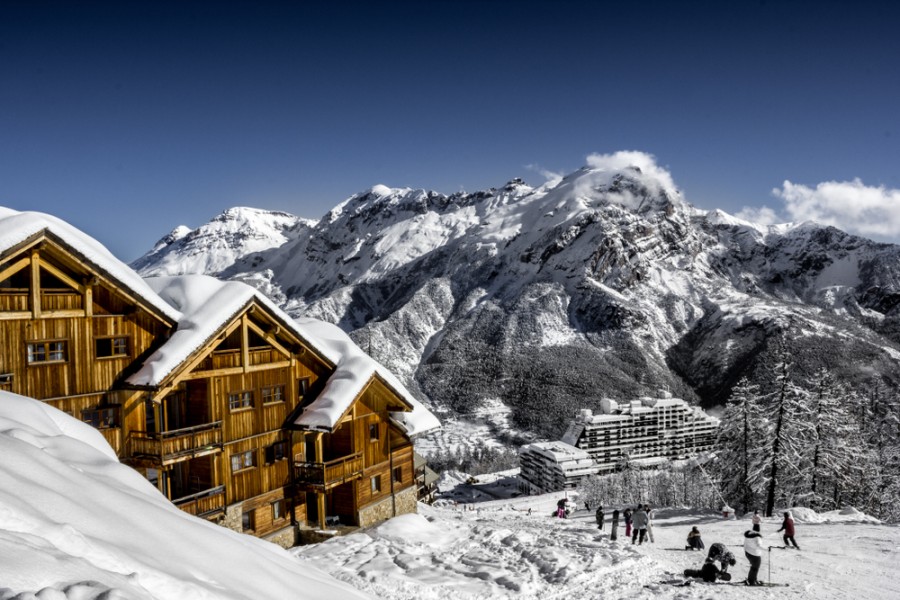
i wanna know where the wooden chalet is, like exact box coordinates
[0,208,439,547]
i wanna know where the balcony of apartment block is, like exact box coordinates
[293,452,364,492]
[128,421,223,466]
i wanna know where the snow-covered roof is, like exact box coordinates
[125,274,329,387]
[0,207,180,323]
[290,317,440,437]
[128,275,439,437]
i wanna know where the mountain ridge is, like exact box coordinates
[132,159,900,442]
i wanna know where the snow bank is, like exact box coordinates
[0,391,370,600]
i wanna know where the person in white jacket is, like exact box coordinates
[743,529,765,586]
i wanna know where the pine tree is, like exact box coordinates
[763,346,813,517]
[711,377,766,513]
[807,370,865,510]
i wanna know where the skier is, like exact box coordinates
[686,526,705,550]
[743,529,764,586]
[752,509,761,532]
[610,509,619,541]
[705,542,736,574]
[623,508,633,538]
[631,505,648,545]
[777,511,800,549]
[595,505,604,530]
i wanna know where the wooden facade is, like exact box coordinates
[0,227,422,544]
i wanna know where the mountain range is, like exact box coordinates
[132,161,900,441]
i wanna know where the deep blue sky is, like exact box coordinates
[2,0,899,260]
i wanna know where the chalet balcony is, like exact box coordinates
[173,485,226,519]
[195,347,281,371]
[129,421,223,465]
[294,452,364,491]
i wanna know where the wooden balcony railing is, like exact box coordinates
[195,347,279,371]
[173,485,226,518]
[294,452,364,490]
[129,421,223,464]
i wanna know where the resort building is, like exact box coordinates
[519,392,718,494]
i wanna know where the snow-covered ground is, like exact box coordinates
[295,487,900,600]
[0,391,368,600]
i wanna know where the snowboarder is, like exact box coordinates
[777,511,800,549]
[743,529,764,585]
[752,510,761,532]
[623,508,633,538]
[610,509,619,541]
[705,542,736,574]
[631,505,648,545]
[686,526,705,551]
[595,505,604,530]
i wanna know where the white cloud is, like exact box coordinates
[584,150,679,198]
[735,205,780,226]
[773,178,900,238]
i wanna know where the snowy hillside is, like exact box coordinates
[0,390,369,600]
[132,152,900,443]
[295,485,900,600]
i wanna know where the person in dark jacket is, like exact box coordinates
[686,526,705,550]
[684,561,731,582]
[777,511,800,549]
[623,508,633,538]
[595,505,604,530]
[610,509,619,541]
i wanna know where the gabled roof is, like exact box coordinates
[289,318,440,437]
[0,208,181,323]
[129,275,440,438]
[126,274,333,387]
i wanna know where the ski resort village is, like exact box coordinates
[2,172,900,599]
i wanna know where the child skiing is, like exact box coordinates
[623,508,633,538]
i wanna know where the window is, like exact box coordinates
[96,336,129,358]
[262,385,285,404]
[265,440,287,464]
[82,406,119,428]
[369,424,380,441]
[0,373,12,391]
[231,450,256,472]
[271,499,287,521]
[298,377,310,397]
[393,466,403,484]
[370,474,381,494]
[228,391,254,411]
[242,509,255,531]
[26,340,67,364]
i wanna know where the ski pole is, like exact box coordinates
[768,546,772,585]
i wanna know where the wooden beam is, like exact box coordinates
[30,250,40,319]
[0,256,30,284]
[246,318,292,358]
[241,314,250,374]
[40,309,85,319]
[0,311,32,321]
[84,278,93,318]
[36,257,84,293]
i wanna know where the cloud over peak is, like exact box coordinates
[774,178,900,238]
